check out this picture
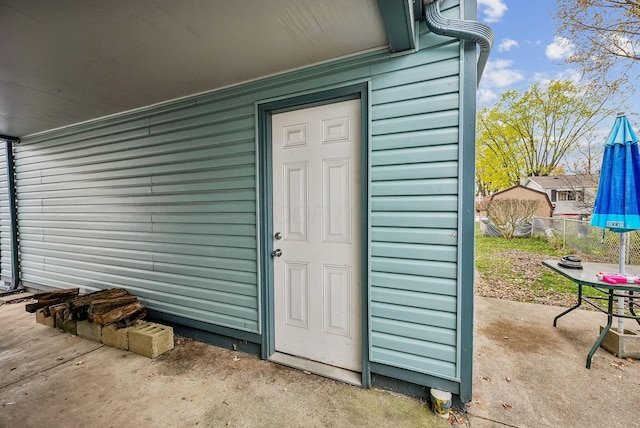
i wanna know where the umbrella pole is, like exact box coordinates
[618,233,626,333]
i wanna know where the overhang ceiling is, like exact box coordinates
[0,0,401,138]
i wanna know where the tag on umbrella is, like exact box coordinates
[607,221,625,228]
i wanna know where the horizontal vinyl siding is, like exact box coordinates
[0,143,12,283]
[369,10,462,380]
[17,101,260,332]
[16,2,467,386]
[15,35,390,335]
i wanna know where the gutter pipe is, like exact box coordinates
[0,135,20,143]
[423,0,494,85]
[3,140,20,290]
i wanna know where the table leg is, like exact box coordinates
[586,289,614,369]
[554,283,582,327]
[629,291,640,326]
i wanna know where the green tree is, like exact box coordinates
[476,80,615,196]
[555,0,639,92]
[476,107,525,196]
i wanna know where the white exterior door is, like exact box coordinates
[272,99,361,372]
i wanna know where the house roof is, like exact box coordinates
[476,185,554,213]
[491,184,551,201]
[525,175,600,190]
[0,0,418,138]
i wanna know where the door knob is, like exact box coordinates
[274,232,282,240]
[271,249,282,257]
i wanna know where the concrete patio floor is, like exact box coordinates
[470,297,640,427]
[1,295,639,427]
[0,300,448,428]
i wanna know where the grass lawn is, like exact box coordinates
[475,224,588,307]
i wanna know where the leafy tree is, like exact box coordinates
[555,0,639,92]
[476,106,525,196]
[476,80,615,196]
[485,199,540,240]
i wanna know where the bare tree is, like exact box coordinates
[560,133,604,215]
[553,174,600,216]
[567,134,604,176]
[486,199,540,240]
[555,0,640,93]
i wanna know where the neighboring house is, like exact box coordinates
[523,175,599,219]
[0,1,492,403]
[488,185,553,218]
[475,194,493,216]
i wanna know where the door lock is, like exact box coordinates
[271,249,282,257]
[274,232,282,240]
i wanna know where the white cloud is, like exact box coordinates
[608,34,639,57]
[477,88,498,104]
[498,38,519,52]
[482,59,525,88]
[545,36,576,61]
[477,59,524,104]
[534,69,582,85]
[477,0,507,23]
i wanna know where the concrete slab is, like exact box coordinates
[599,327,640,359]
[54,313,77,335]
[470,297,640,428]
[101,323,134,350]
[35,308,55,328]
[128,322,174,358]
[0,302,448,428]
[0,303,103,389]
[77,320,102,342]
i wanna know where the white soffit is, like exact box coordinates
[0,0,387,137]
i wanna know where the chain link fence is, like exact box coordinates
[532,216,640,264]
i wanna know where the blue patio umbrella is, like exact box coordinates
[591,113,640,332]
[592,114,640,231]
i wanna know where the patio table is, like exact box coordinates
[542,260,640,368]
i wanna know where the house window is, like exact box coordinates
[557,190,583,202]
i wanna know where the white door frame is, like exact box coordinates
[257,84,370,387]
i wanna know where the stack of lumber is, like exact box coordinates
[25,288,79,313]
[26,288,146,327]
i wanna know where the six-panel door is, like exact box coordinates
[272,99,362,372]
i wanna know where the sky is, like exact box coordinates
[476,0,580,106]
[474,0,640,154]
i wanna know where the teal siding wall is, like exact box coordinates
[0,143,12,283]
[369,0,464,382]
[17,101,260,332]
[16,0,467,385]
[370,16,462,379]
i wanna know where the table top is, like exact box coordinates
[543,260,640,291]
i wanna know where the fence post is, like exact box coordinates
[626,232,631,264]
[563,217,566,250]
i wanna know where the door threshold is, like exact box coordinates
[269,352,362,387]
